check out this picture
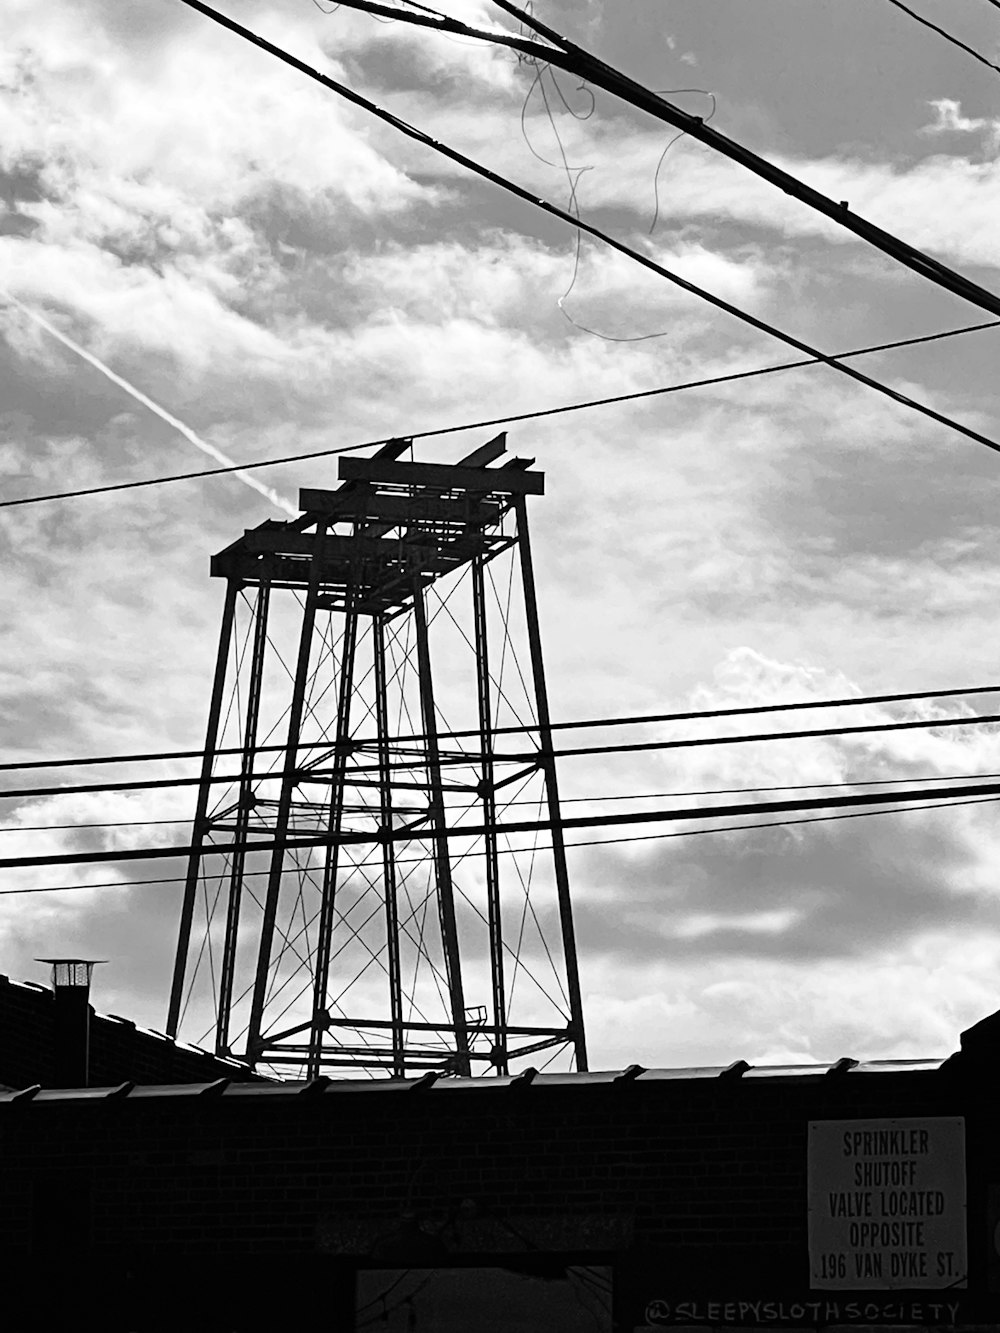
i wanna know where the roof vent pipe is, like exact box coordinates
[35,958,105,1088]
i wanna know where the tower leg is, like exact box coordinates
[217,582,270,1056]
[514,497,588,1071]
[306,591,360,1080]
[246,523,328,1065]
[473,555,506,1074]
[167,578,238,1038]
[413,586,471,1076]
[374,614,405,1076]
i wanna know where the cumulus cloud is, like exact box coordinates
[922,98,1000,145]
[3,0,1000,1069]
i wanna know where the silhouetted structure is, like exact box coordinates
[167,440,587,1080]
[2,1008,999,1330]
[0,971,260,1090]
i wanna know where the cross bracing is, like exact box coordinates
[167,438,588,1080]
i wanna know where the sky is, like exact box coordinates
[3,0,1000,1075]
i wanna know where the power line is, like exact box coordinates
[5,767,999,832]
[4,790,997,892]
[2,315,997,512]
[309,0,1000,320]
[2,710,999,802]
[3,683,999,773]
[1,777,999,869]
[509,709,1000,763]
[173,0,1000,466]
[0,817,191,834]
[349,682,1000,747]
[885,0,1000,75]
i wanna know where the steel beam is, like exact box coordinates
[305,588,360,1080]
[472,554,506,1074]
[166,578,238,1038]
[216,583,269,1056]
[412,586,471,1077]
[245,521,329,1063]
[513,495,589,1072]
[373,614,406,1076]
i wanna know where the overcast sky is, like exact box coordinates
[4,0,1000,1074]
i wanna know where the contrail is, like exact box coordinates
[1,292,299,517]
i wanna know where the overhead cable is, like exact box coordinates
[3,315,997,512]
[2,682,999,773]
[171,1,1000,464]
[885,0,1000,76]
[292,0,1000,319]
[345,682,1000,747]
[5,768,1000,833]
[505,709,1000,763]
[1,777,999,869]
[6,790,998,895]
[2,710,1000,802]
[492,0,1000,307]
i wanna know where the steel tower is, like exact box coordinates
[166,437,588,1078]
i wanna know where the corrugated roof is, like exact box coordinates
[0,1055,953,1104]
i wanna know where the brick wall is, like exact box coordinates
[0,1061,994,1329]
[1,1013,997,1330]
[0,973,259,1087]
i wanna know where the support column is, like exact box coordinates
[306,588,360,1081]
[374,613,405,1076]
[472,555,506,1074]
[246,522,328,1064]
[413,585,471,1076]
[514,496,588,1071]
[217,582,270,1056]
[167,578,238,1037]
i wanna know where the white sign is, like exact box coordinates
[808,1117,966,1290]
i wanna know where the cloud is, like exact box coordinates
[3,0,1000,1072]
[922,98,1000,145]
[562,646,1000,979]
[3,293,297,515]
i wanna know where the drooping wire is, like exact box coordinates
[523,56,692,343]
[170,1,1000,472]
[649,89,716,234]
[518,52,717,339]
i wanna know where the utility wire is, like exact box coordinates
[507,709,1000,763]
[172,1,1000,466]
[3,711,1000,802]
[2,791,998,894]
[300,0,1000,320]
[493,0,1000,306]
[3,794,997,896]
[885,0,1000,76]
[343,682,1000,748]
[6,768,1000,832]
[2,683,998,775]
[1,778,999,869]
[3,316,997,512]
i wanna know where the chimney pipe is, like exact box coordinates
[36,959,105,1088]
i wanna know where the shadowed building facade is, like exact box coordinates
[1,1003,999,1331]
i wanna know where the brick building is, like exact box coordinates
[1,997,998,1331]
[0,970,259,1089]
